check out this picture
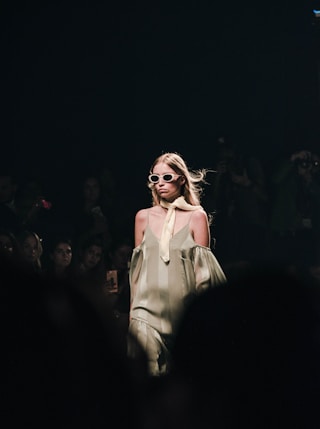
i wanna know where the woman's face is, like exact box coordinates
[22,235,39,263]
[111,244,132,270]
[51,242,72,268]
[82,244,103,270]
[152,162,185,202]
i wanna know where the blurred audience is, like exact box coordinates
[208,136,269,276]
[73,233,107,287]
[16,229,44,275]
[268,148,320,273]
[14,175,53,239]
[42,235,74,283]
[2,141,320,427]
[74,234,105,273]
[0,248,148,429]
[69,171,113,252]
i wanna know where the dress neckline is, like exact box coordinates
[146,223,189,241]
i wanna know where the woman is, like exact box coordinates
[127,152,227,376]
[74,234,105,277]
[43,235,73,282]
[17,229,43,274]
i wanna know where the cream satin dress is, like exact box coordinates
[127,210,226,376]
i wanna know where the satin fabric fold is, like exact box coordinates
[159,196,202,262]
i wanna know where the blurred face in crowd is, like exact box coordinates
[51,242,72,269]
[82,244,103,270]
[22,234,41,264]
[111,244,132,270]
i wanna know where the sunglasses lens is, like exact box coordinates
[149,175,159,183]
[163,174,174,182]
[149,173,178,183]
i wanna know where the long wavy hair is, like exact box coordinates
[148,152,210,207]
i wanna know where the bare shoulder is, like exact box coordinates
[190,208,210,246]
[192,208,209,222]
[135,208,149,221]
[189,208,209,230]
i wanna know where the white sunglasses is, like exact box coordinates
[148,173,181,184]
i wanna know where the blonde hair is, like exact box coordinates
[148,152,210,206]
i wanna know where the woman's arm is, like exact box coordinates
[134,209,148,247]
[190,209,211,247]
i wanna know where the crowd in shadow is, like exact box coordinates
[204,137,320,284]
[1,141,320,427]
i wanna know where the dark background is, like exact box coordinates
[1,1,320,210]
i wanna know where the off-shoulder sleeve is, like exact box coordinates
[193,246,227,292]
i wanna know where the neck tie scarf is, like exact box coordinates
[159,196,202,263]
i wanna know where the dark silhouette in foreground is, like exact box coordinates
[144,266,320,429]
[0,252,148,429]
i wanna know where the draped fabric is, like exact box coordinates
[128,215,227,375]
[159,196,202,263]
